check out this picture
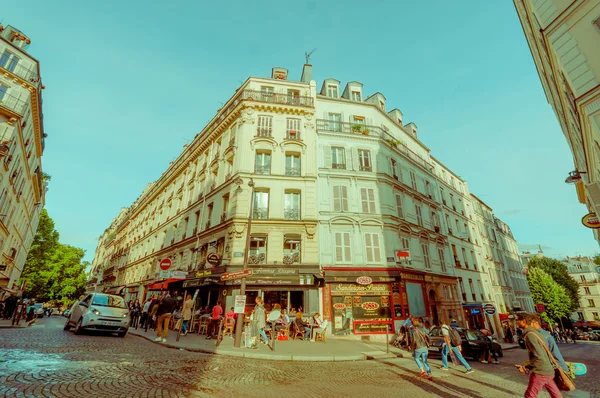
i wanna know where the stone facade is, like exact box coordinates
[0,25,46,295]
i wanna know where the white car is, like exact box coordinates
[64,293,130,337]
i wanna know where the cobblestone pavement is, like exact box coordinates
[0,317,597,398]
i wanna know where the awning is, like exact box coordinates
[105,286,125,295]
[147,278,184,290]
[323,269,402,283]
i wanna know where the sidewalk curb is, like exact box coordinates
[130,331,381,362]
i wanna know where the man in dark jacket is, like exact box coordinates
[516,313,562,398]
[155,294,176,343]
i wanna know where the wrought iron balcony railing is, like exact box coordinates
[0,92,27,116]
[285,130,301,140]
[284,208,300,220]
[248,252,266,265]
[285,167,300,176]
[256,128,272,138]
[254,165,271,175]
[283,251,300,265]
[252,208,268,220]
[0,58,40,85]
[243,89,313,107]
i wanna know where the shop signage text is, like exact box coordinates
[582,213,600,229]
[400,272,424,281]
[221,269,253,281]
[234,295,246,313]
[171,271,187,279]
[233,278,296,285]
[251,268,298,275]
[330,283,391,295]
[356,276,373,285]
[326,276,396,283]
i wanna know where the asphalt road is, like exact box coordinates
[0,317,597,397]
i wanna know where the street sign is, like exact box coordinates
[170,270,187,279]
[234,295,246,313]
[483,303,496,315]
[536,303,545,313]
[220,269,253,281]
[159,270,169,279]
[159,258,172,271]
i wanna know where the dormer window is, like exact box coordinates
[351,91,361,101]
[380,101,385,110]
[327,85,339,98]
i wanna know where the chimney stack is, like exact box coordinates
[301,64,312,84]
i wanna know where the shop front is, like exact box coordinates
[124,285,141,303]
[225,267,321,316]
[180,267,228,311]
[462,304,485,330]
[324,269,401,335]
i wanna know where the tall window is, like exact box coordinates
[351,91,361,101]
[257,115,272,137]
[395,194,404,218]
[410,171,417,190]
[425,181,433,198]
[327,85,339,98]
[255,151,271,175]
[580,275,587,282]
[252,191,269,219]
[0,51,18,72]
[584,287,591,295]
[588,299,596,307]
[365,233,381,263]
[477,280,484,300]
[286,118,301,139]
[468,279,475,300]
[333,185,348,211]
[284,191,300,220]
[331,147,346,169]
[391,159,399,180]
[206,204,213,229]
[358,150,372,171]
[400,236,410,251]
[285,153,301,176]
[360,188,376,214]
[249,236,267,264]
[0,84,7,101]
[462,247,468,268]
[415,204,423,226]
[335,232,352,263]
[421,242,431,268]
[283,235,301,264]
[438,247,447,273]
[328,113,342,131]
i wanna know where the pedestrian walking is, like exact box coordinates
[505,326,513,344]
[141,298,152,329]
[532,316,568,373]
[154,294,176,343]
[409,317,433,380]
[149,295,160,330]
[181,295,193,336]
[3,293,17,320]
[206,301,223,339]
[515,312,562,398]
[440,319,474,373]
[252,297,269,345]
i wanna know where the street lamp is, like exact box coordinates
[233,178,255,348]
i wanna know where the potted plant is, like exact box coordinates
[362,128,370,135]
[351,124,363,133]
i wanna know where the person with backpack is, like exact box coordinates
[440,319,474,374]
[409,317,433,380]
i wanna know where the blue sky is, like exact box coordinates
[2,0,597,262]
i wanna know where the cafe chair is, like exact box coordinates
[314,321,329,343]
[223,318,235,337]
[292,321,304,340]
[197,318,209,335]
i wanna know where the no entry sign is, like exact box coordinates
[159,258,172,271]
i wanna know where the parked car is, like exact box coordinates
[31,303,44,318]
[63,309,70,318]
[428,327,503,361]
[64,293,129,337]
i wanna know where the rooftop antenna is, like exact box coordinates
[305,48,317,64]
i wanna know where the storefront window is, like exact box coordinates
[406,282,426,317]
[330,283,392,334]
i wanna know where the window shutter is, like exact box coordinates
[335,232,343,262]
[373,234,381,262]
[361,188,369,213]
[352,147,359,170]
[368,189,376,213]
[396,195,403,218]
[365,234,373,262]
[344,232,351,261]
[333,185,341,211]
[345,147,352,170]
[341,185,348,211]
[324,146,332,168]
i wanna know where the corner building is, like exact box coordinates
[91,64,532,337]
[0,25,46,295]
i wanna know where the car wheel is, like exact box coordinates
[74,318,84,335]
[117,330,128,338]
[63,319,71,331]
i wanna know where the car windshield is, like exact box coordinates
[92,295,127,309]
[464,329,485,341]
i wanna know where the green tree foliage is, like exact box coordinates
[20,209,89,306]
[527,256,580,312]
[527,267,572,323]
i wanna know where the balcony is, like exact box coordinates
[285,130,301,140]
[283,251,300,265]
[284,208,300,221]
[242,89,313,107]
[0,59,40,85]
[252,208,268,220]
[256,128,272,138]
[0,92,27,116]
[248,252,266,265]
[316,119,433,171]
[285,167,300,177]
[254,165,271,175]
